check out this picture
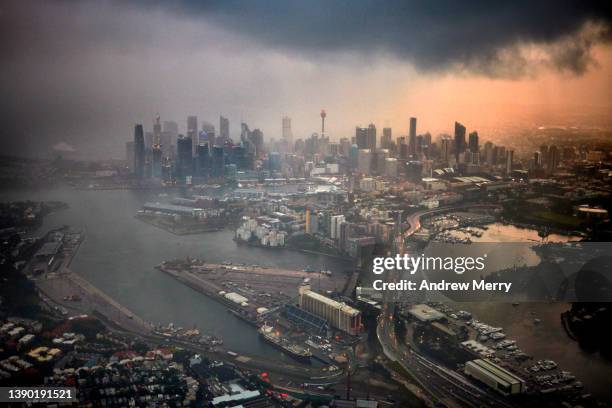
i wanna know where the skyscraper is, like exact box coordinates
[496,146,506,166]
[187,116,198,155]
[349,144,359,170]
[212,146,225,178]
[187,116,198,134]
[468,131,479,153]
[484,141,494,165]
[220,115,230,142]
[162,120,178,158]
[376,149,390,175]
[398,136,408,160]
[144,149,152,179]
[201,121,215,148]
[153,115,162,143]
[358,149,372,174]
[416,135,423,154]
[406,161,423,182]
[355,127,368,149]
[339,138,351,156]
[468,131,479,165]
[133,124,145,179]
[152,115,163,178]
[145,131,154,149]
[534,151,542,167]
[282,116,293,145]
[547,145,560,173]
[269,151,281,172]
[196,143,210,179]
[409,117,417,155]
[505,150,514,174]
[251,129,265,159]
[454,122,466,161]
[441,136,452,164]
[366,123,377,151]
[176,135,193,181]
[540,144,549,167]
[152,144,162,178]
[381,127,392,149]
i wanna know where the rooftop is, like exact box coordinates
[303,290,360,316]
[407,304,446,322]
[468,359,524,386]
[143,202,202,214]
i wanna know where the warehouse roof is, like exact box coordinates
[143,202,202,215]
[467,359,524,387]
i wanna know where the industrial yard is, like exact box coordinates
[157,259,351,316]
[157,259,364,366]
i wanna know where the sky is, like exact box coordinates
[0,0,611,159]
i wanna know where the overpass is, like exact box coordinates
[380,203,514,408]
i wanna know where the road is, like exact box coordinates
[35,268,343,384]
[396,204,501,253]
[380,204,515,408]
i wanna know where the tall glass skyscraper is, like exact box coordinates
[133,124,145,179]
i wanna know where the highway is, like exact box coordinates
[377,310,514,408]
[379,204,516,408]
[36,268,342,384]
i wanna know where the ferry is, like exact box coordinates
[258,324,312,363]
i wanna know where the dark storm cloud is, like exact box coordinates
[3,1,610,78]
[0,0,611,159]
[174,0,612,76]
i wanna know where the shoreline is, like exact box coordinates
[156,265,261,327]
[35,269,325,380]
[234,236,354,261]
[135,215,225,235]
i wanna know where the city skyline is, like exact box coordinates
[1,3,611,406]
[0,1,611,159]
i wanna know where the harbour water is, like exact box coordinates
[2,187,351,361]
[448,222,582,243]
[441,223,611,399]
[457,302,612,401]
[3,187,611,399]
